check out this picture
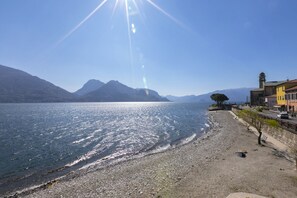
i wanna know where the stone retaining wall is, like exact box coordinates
[231,107,297,149]
[263,125,297,149]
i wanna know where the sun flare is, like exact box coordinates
[55,0,184,47]
[50,0,185,89]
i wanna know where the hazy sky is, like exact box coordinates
[1,0,297,96]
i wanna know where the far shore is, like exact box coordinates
[10,111,297,197]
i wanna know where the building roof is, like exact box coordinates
[289,79,297,83]
[277,79,297,86]
[264,81,285,87]
[286,85,297,92]
[251,88,264,92]
[265,94,276,98]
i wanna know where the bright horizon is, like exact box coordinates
[1,0,297,96]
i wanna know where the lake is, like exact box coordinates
[0,102,210,194]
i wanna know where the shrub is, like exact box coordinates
[265,119,279,128]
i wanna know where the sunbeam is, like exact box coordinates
[145,0,186,29]
[54,0,108,48]
[111,0,120,19]
[125,0,135,85]
[50,0,188,51]
[129,0,141,16]
[130,0,147,28]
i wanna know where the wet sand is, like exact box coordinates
[19,111,297,197]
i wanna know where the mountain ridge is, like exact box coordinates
[0,65,169,103]
[0,65,76,102]
[81,80,169,102]
[166,87,254,103]
[74,79,104,96]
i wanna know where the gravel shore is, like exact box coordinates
[21,111,297,198]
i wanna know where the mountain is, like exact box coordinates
[74,79,104,96]
[0,64,250,103]
[0,65,168,103]
[81,80,169,102]
[0,65,76,102]
[167,88,254,103]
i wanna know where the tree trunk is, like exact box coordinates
[258,131,262,145]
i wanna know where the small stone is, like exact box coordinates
[236,152,246,158]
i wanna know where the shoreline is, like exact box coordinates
[3,112,213,197]
[7,111,297,197]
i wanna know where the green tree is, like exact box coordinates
[239,109,279,145]
[210,93,229,107]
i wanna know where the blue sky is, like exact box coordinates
[1,0,297,96]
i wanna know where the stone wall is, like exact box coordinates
[263,125,297,149]
[231,107,297,149]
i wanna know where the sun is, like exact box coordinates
[48,0,185,91]
[54,0,183,48]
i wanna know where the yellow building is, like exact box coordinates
[276,84,286,106]
[276,80,297,109]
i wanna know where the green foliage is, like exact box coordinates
[210,93,229,107]
[265,119,279,128]
[238,109,281,145]
[240,110,279,128]
[239,109,259,120]
[256,107,263,112]
[238,109,265,145]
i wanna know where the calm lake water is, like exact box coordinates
[0,102,210,194]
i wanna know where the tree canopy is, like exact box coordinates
[210,93,229,107]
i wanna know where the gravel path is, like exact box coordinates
[21,111,297,198]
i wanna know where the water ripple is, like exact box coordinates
[0,102,209,194]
